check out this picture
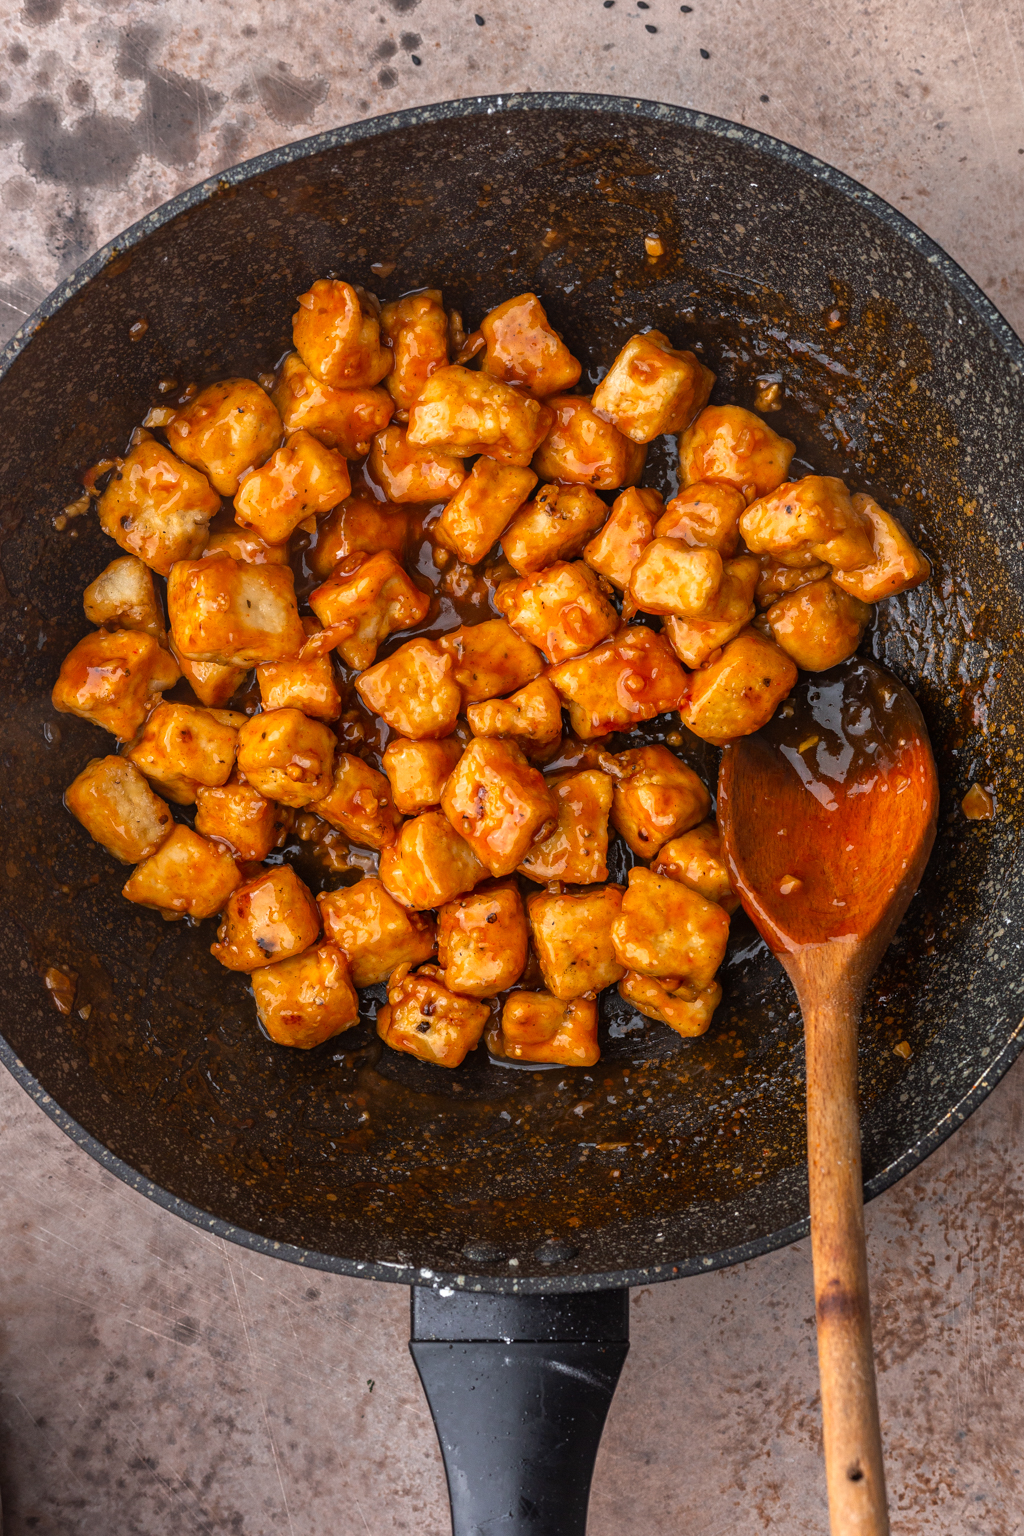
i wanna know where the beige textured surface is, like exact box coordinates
[2,1,1024,1531]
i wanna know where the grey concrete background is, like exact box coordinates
[2,1,1024,1531]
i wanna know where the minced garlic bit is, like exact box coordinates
[797,735,819,753]
[893,1040,912,1060]
[644,233,665,258]
[961,783,995,820]
[142,405,177,428]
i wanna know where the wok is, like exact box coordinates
[2,94,1023,1533]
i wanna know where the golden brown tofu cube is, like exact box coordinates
[618,973,721,1038]
[490,992,599,1067]
[236,708,335,808]
[52,628,180,741]
[437,881,528,997]
[764,576,872,672]
[548,625,688,740]
[252,941,359,1050]
[501,482,609,576]
[166,378,281,497]
[683,628,797,745]
[379,288,450,410]
[170,643,248,710]
[308,492,408,580]
[662,554,759,669]
[379,809,488,910]
[441,738,556,878]
[495,562,619,665]
[65,755,174,863]
[436,458,538,565]
[97,436,219,576]
[478,291,582,397]
[592,330,714,443]
[754,554,831,608]
[532,395,646,489]
[612,866,728,986]
[257,618,342,721]
[467,677,563,762]
[355,638,462,739]
[656,480,746,557]
[211,863,320,971]
[233,429,351,546]
[377,963,490,1068]
[368,424,466,503]
[203,522,290,565]
[629,540,724,619]
[606,745,710,858]
[308,550,430,670]
[437,618,544,705]
[167,556,305,668]
[273,351,394,457]
[315,752,399,850]
[407,364,554,467]
[292,279,393,390]
[740,476,875,570]
[831,493,931,603]
[679,404,795,502]
[652,822,739,913]
[83,555,165,640]
[122,823,241,921]
[126,701,239,805]
[528,885,625,1000]
[194,777,292,861]
[318,877,436,986]
[583,486,661,590]
[382,737,463,815]
[518,768,612,885]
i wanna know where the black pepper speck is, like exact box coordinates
[474,12,485,23]
[645,22,657,31]
[700,47,710,58]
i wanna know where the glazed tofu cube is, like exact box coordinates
[273,352,394,457]
[683,628,797,745]
[656,480,746,557]
[379,288,450,410]
[764,576,872,671]
[167,556,306,667]
[441,737,556,877]
[170,644,248,709]
[315,752,399,850]
[754,554,831,608]
[203,523,290,565]
[355,638,462,739]
[65,755,174,863]
[166,378,282,497]
[678,404,795,502]
[376,963,490,1068]
[612,866,728,985]
[437,881,528,997]
[318,877,436,986]
[478,291,582,396]
[495,562,619,664]
[236,708,335,807]
[407,364,554,467]
[380,810,487,909]
[233,429,351,546]
[502,483,609,575]
[83,555,165,639]
[652,822,739,913]
[252,941,359,1049]
[740,476,875,570]
[527,885,625,1000]
[126,701,240,805]
[436,458,538,565]
[122,823,241,920]
[548,625,689,740]
[518,768,612,885]
[292,278,393,390]
[583,486,661,590]
[532,395,646,489]
[368,424,466,502]
[662,554,759,669]
[605,745,710,857]
[257,618,342,721]
[52,629,180,741]
[629,540,724,619]
[210,863,320,971]
[308,550,430,670]
[308,492,408,580]
[618,973,721,1038]
[592,330,715,442]
[97,436,219,576]
[194,776,292,861]
[467,677,563,762]
[437,618,544,705]
[491,993,599,1067]
[831,493,931,603]
[382,737,463,815]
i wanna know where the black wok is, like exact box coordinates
[1,94,1022,1533]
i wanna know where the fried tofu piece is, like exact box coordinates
[308,492,408,579]
[407,364,554,467]
[679,404,795,502]
[379,288,450,410]
[437,881,528,997]
[211,863,320,971]
[629,540,724,619]
[467,677,563,762]
[318,877,436,986]
[740,476,875,570]
[65,755,174,864]
[125,701,240,805]
[518,768,612,884]
[478,292,582,397]
[170,643,248,709]
[682,628,797,745]
[292,279,393,389]
[605,745,710,858]
[831,493,931,603]
[490,992,600,1067]
[754,554,831,608]
[368,424,466,502]
[583,486,661,590]
[83,556,165,640]
[527,885,625,1000]
[662,554,759,669]
[436,458,539,565]
[52,628,180,741]
[533,395,646,489]
[496,562,619,664]
[380,809,488,910]
[355,638,462,739]
[376,963,490,1067]
[273,351,394,456]
[656,480,746,557]
[437,618,544,705]
[315,752,399,850]
[97,437,219,576]
[122,823,241,921]
[236,708,335,808]
[203,523,290,565]
[441,738,556,877]
[763,576,872,672]
[308,550,429,670]
[652,822,739,913]
[382,736,463,815]
[612,866,728,986]
[167,378,282,497]
[252,941,360,1049]
[194,776,292,861]
[257,618,342,721]
[592,330,714,443]
[618,973,721,1038]
[233,429,351,546]
[548,625,689,740]
[167,557,305,667]
[501,483,609,575]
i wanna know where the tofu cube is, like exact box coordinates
[656,480,746,557]
[527,885,625,1000]
[679,404,795,502]
[583,486,661,590]
[382,737,463,815]
[355,638,462,739]
[308,550,430,670]
[629,540,724,619]
[379,288,450,410]
[441,738,556,877]
[501,483,610,575]
[466,677,563,762]
[379,810,487,910]
[662,554,759,669]
[236,708,335,807]
[682,628,797,745]
[518,768,612,885]
[166,378,282,497]
[233,429,351,546]
[97,436,219,576]
[618,973,721,1038]
[167,556,306,667]
[407,364,554,467]
[763,576,872,672]
[257,618,342,721]
[65,755,174,863]
[52,628,181,741]
[203,522,290,565]
[652,822,740,913]
[83,555,165,639]
[273,351,394,457]
[194,776,292,861]
[122,823,241,921]
[831,493,931,603]
[490,992,599,1067]
[478,291,582,396]
[548,625,689,740]
[740,476,875,570]
[317,876,436,987]
[252,941,360,1049]
[437,880,528,997]
[532,395,646,489]
[754,555,831,608]
[606,744,711,857]
[308,492,408,580]
[170,643,248,709]
[436,458,538,565]
[591,330,715,442]
[611,866,729,986]
[368,424,466,502]
[376,963,490,1068]
[315,752,399,850]
[495,562,619,664]
[211,863,320,971]
[292,278,393,390]
[437,618,544,705]
[126,701,240,805]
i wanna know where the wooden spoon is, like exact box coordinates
[717,656,938,1536]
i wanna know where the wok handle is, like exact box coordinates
[410,1287,629,1536]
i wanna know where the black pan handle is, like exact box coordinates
[410,1286,629,1536]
